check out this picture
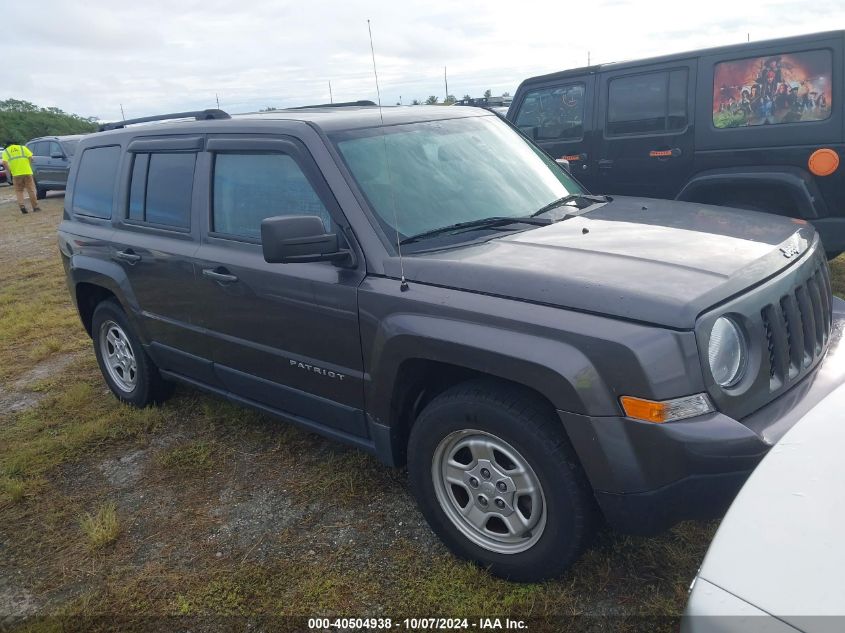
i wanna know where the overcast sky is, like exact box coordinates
[2,0,844,121]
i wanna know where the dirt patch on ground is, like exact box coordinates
[0,352,82,415]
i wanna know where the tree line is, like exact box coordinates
[0,99,97,143]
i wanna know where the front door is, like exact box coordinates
[28,142,53,186]
[511,76,597,190]
[595,60,697,199]
[192,135,368,437]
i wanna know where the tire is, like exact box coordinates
[91,299,173,407]
[407,379,596,581]
[826,251,842,261]
[36,186,47,200]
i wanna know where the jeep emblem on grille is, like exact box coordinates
[780,243,800,258]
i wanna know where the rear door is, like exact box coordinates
[595,60,697,198]
[109,135,208,378]
[191,134,368,437]
[510,76,597,189]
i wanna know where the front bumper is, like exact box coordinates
[560,296,845,535]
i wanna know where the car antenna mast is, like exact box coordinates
[368,19,408,292]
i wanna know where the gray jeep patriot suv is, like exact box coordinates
[59,106,845,581]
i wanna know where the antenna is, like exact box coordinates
[329,80,333,104]
[368,19,408,292]
[120,103,126,121]
[444,66,449,101]
[216,93,220,109]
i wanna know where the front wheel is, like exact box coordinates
[36,186,47,200]
[407,380,596,581]
[91,299,173,406]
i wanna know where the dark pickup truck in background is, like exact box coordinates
[58,105,845,581]
[507,30,844,258]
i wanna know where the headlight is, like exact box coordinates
[708,317,747,387]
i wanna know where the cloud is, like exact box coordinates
[1,0,843,120]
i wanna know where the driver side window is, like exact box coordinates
[515,84,585,141]
[212,153,331,241]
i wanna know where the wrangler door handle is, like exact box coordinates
[115,249,141,264]
[202,268,238,283]
[649,148,682,159]
[597,159,614,169]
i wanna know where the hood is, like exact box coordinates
[386,196,818,328]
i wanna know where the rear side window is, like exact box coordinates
[127,152,195,229]
[73,145,121,219]
[607,69,688,136]
[713,49,833,129]
[212,153,331,240]
[514,84,585,141]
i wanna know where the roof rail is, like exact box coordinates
[99,109,230,131]
[285,100,377,110]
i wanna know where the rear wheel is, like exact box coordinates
[407,380,596,581]
[91,300,173,406]
[36,185,47,200]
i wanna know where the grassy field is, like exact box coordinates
[1,193,843,633]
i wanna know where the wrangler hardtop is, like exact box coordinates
[508,30,845,258]
[59,104,845,581]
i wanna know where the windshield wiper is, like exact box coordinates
[399,216,552,245]
[531,193,611,218]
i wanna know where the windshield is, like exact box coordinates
[333,115,583,246]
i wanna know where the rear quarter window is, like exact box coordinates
[72,145,121,219]
[713,49,833,129]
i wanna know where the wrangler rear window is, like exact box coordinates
[712,49,833,129]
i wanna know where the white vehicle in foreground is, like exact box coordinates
[683,380,845,633]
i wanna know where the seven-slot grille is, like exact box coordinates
[761,257,833,387]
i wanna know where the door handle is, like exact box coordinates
[649,148,682,159]
[202,268,238,284]
[115,249,141,264]
[598,159,614,169]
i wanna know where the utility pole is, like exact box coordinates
[444,66,449,101]
[120,104,125,121]
[329,81,333,104]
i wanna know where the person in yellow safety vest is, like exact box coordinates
[1,139,40,214]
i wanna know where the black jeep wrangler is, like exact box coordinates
[507,30,845,258]
[59,105,845,581]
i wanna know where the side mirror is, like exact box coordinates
[261,215,352,265]
[555,158,571,172]
[50,152,64,159]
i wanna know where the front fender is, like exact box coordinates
[366,313,612,427]
[359,278,704,431]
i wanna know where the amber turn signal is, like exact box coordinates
[620,394,714,423]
